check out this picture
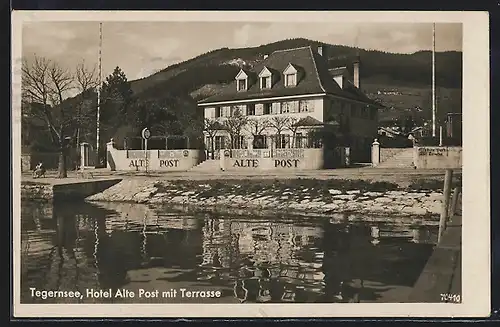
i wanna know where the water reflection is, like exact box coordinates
[20,201,437,304]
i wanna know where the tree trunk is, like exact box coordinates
[210,137,215,160]
[58,148,67,178]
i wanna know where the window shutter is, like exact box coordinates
[255,104,264,115]
[272,102,280,114]
[206,107,216,119]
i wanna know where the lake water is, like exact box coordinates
[20,200,438,304]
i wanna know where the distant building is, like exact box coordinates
[198,45,384,164]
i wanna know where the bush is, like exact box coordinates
[378,135,413,148]
[418,136,462,146]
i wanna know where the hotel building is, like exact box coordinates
[197,45,383,164]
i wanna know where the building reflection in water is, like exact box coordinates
[20,201,438,303]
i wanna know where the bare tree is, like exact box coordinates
[269,116,290,148]
[22,54,76,178]
[203,118,222,159]
[74,60,98,148]
[245,117,269,149]
[285,117,300,148]
[246,117,269,136]
[223,106,248,149]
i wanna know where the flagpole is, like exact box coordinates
[432,23,436,138]
[96,22,102,166]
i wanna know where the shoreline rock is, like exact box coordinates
[85,179,446,219]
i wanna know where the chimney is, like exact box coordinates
[263,54,269,59]
[353,54,360,89]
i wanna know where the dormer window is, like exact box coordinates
[261,76,271,89]
[285,74,296,87]
[235,69,249,92]
[237,79,247,92]
[258,66,273,89]
[283,63,298,87]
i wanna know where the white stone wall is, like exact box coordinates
[106,141,201,171]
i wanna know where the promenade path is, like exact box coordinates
[21,166,462,188]
[408,213,462,302]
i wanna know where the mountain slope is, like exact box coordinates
[128,38,462,125]
[130,38,462,97]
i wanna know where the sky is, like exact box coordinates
[21,21,462,82]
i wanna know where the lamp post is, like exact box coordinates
[96,22,103,167]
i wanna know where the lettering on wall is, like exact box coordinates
[274,159,300,168]
[232,159,259,168]
[160,159,180,168]
[158,150,183,159]
[129,159,149,167]
[418,148,447,156]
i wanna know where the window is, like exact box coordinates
[308,133,322,148]
[237,79,247,92]
[261,76,271,89]
[289,101,299,113]
[253,135,267,149]
[299,100,310,112]
[221,106,231,117]
[233,136,246,149]
[247,104,255,116]
[215,107,221,118]
[263,103,272,115]
[295,133,304,148]
[276,134,290,149]
[370,107,377,120]
[285,74,296,87]
[281,102,291,114]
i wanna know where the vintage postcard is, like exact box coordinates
[11,10,490,318]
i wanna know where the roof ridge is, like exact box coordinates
[271,46,311,54]
[309,47,326,93]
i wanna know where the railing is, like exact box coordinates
[225,147,321,160]
[231,149,270,159]
[273,149,305,159]
[126,149,191,159]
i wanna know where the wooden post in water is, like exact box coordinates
[438,169,453,244]
[449,186,461,220]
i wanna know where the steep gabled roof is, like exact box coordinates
[198,46,381,106]
[199,47,323,104]
[294,116,323,127]
[294,115,340,128]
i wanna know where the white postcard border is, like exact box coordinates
[11,10,491,318]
